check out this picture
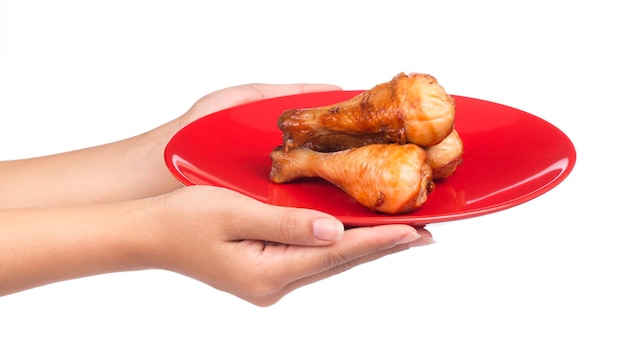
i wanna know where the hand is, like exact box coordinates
[0,83,435,302]
[148,186,434,306]
[174,83,343,136]
[0,83,342,209]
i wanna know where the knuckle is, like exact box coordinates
[278,210,300,242]
[324,250,355,275]
[327,262,354,276]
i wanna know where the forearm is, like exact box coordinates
[0,84,341,209]
[0,120,183,209]
[0,199,163,296]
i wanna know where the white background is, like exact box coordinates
[1,1,624,354]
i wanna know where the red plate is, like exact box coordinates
[164,91,576,226]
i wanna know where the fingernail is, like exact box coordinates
[313,218,344,241]
[395,231,422,245]
[395,230,435,247]
[409,235,436,248]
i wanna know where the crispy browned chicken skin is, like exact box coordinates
[270,144,434,214]
[278,72,456,152]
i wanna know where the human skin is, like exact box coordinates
[0,84,433,306]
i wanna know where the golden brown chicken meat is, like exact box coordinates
[278,72,455,152]
[425,129,464,180]
[270,144,434,214]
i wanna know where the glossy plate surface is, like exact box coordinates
[164,91,576,226]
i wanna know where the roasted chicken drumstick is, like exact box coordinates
[278,72,455,152]
[270,144,434,214]
[425,129,464,180]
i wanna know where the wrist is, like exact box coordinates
[135,194,183,273]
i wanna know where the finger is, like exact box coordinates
[262,225,432,284]
[245,228,434,306]
[187,83,342,119]
[241,83,343,99]
[227,195,346,246]
[285,228,434,288]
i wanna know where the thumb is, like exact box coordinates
[234,200,345,246]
